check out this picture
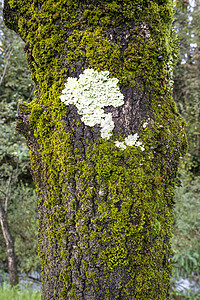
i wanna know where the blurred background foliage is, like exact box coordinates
[0,0,199,298]
[0,3,40,281]
[171,0,200,298]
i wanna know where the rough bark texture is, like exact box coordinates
[4,1,187,299]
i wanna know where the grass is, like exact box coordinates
[0,283,41,300]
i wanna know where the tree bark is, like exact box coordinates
[4,1,187,299]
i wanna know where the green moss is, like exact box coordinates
[8,0,188,298]
[152,219,162,238]
[29,103,44,129]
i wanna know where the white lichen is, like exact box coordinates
[100,113,115,139]
[99,190,105,196]
[114,141,127,150]
[142,121,148,128]
[165,55,174,89]
[60,69,124,139]
[60,68,145,152]
[115,134,145,151]
[125,133,139,146]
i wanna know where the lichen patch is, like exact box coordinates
[60,68,124,139]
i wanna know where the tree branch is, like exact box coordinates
[5,173,13,214]
[0,45,13,87]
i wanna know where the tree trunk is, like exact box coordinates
[3,1,187,299]
[0,201,18,286]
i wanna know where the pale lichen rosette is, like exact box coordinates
[60,69,124,139]
[60,69,145,151]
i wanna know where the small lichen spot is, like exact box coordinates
[115,134,145,151]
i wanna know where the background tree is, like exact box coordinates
[3,0,187,299]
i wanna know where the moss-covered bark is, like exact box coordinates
[4,0,187,299]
